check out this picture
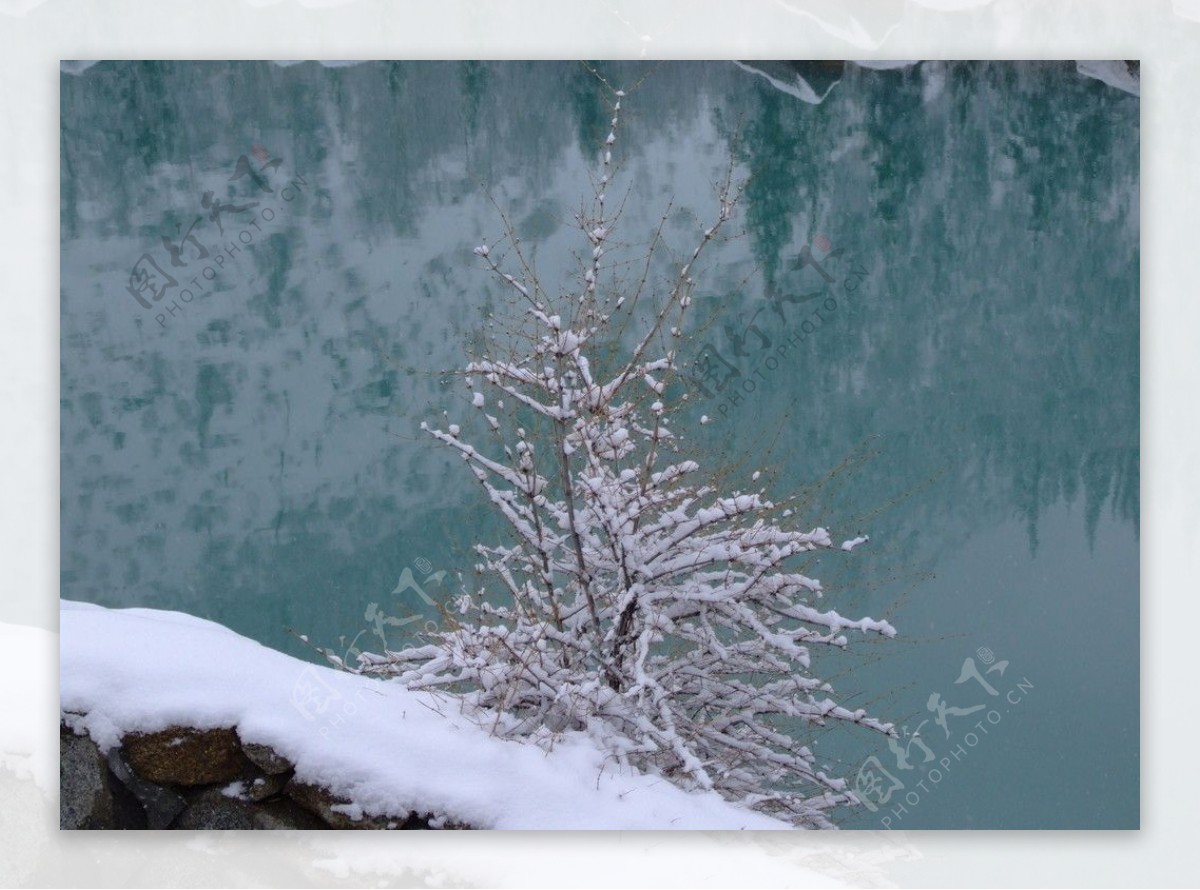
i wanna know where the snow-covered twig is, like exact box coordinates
[336,82,897,829]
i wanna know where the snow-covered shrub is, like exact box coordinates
[338,82,897,829]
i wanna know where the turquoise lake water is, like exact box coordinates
[60,60,1139,828]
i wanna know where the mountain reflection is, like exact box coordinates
[61,61,1137,658]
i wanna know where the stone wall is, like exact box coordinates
[60,723,470,830]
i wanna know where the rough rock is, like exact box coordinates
[172,788,257,830]
[240,741,293,776]
[251,797,329,830]
[284,779,395,829]
[122,727,248,786]
[246,771,290,802]
[106,747,185,829]
[60,721,471,830]
[107,766,151,828]
[60,730,113,829]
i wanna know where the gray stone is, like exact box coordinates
[60,730,113,829]
[246,771,290,802]
[173,789,256,830]
[240,741,293,776]
[251,797,329,830]
[284,779,393,830]
[107,766,150,829]
[106,747,186,829]
[61,723,473,831]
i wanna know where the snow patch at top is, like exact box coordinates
[1076,60,1140,97]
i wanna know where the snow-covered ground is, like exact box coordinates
[58,600,790,830]
[0,621,56,790]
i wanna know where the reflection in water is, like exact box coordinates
[60,61,1137,828]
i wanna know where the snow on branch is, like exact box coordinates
[340,81,897,829]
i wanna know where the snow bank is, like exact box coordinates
[59,600,789,830]
[0,621,57,789]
